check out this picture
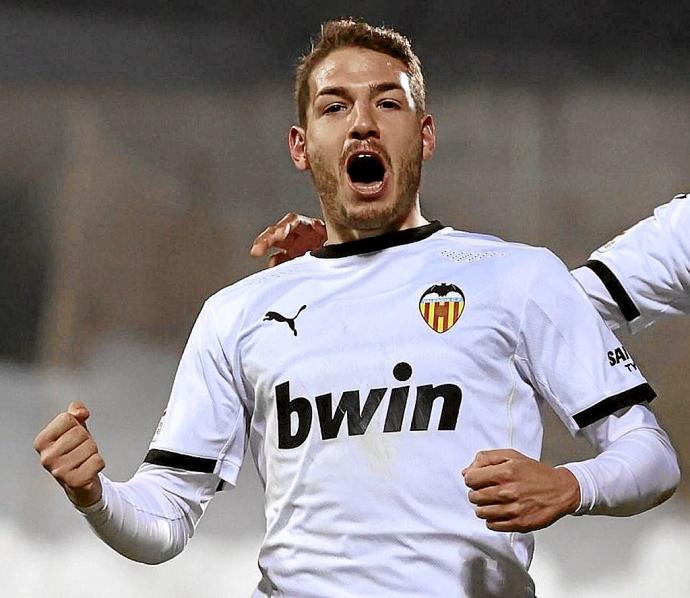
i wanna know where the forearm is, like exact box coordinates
[76,464,217,564]
[561,410,680,516]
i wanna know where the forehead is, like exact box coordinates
[309,47,410,96]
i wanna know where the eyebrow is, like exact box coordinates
[314,82,406,101]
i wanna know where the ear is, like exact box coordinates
[420,114,436,161]
[288,126,310,171]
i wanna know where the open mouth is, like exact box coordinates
[346,153,388,198]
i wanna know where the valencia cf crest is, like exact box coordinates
[419,283,465,333]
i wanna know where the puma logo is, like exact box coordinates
[263,305,307,336]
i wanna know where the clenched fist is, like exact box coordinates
[463,449,580,533]
[33,401,105,508]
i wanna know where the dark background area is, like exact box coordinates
[2,2,690,89]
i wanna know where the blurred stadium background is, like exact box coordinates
[3,2,689,596]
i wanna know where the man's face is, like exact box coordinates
[290,47,435,232]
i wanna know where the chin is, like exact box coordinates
[342,196,409,230]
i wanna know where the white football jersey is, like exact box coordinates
[572,193,690,334]
[148,222,653,598]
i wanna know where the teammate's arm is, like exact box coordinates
[572,193,690,333]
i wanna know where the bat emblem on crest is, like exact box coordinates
[419,283,465,333]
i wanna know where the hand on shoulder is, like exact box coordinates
[250,213,326,267]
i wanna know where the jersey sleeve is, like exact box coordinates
[145,300,248,486]
[560,404,679,516]
[515,249,656,434]
[572,193,690,334]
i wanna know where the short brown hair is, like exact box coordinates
[294,18,426,127]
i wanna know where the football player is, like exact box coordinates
[35,19,680,597]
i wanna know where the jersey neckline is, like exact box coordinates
[311,221,445,259]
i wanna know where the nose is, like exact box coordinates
[348,103,379,140]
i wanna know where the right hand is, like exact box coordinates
[250,212,327,267]
[33,401,105,508]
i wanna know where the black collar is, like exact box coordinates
[312,221,444,259]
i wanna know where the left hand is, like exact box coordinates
[462,449,580,533]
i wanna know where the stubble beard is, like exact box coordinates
[308,140,423,232]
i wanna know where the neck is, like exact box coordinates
[323,203,429,245]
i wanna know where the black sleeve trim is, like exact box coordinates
[144,449,217,473]
[573,383,656,428]
[583,259,640,322]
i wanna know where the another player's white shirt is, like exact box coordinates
[573,193,690,334]
[146,222,655,598]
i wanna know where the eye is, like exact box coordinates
[323,103,346,115]
[378,99,400,110]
